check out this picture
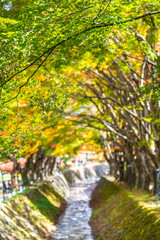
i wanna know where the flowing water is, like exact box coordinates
[53,179,97,240]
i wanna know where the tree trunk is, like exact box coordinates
[7,153,20,189]
[48,156,56,176]
[22,154,34,185]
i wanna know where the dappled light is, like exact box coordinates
[0,0,160,239]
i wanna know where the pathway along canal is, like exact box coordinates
[53,179,97,240]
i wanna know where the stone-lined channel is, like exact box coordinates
[53,179,97,240]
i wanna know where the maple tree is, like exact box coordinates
[53,11,160,191]
[0,0,160,190]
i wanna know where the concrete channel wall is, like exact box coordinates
[46,163,109,195]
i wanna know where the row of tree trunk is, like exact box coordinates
[7,147,57,188]
[67,24,160,193]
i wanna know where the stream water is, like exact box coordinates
[53,179,97,240]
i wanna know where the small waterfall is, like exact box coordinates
[63,164,109,185]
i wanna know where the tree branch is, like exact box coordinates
[3,10,160,89]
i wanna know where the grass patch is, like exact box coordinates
[89,176,160,240]
[0,182,66,240]
[25,188,60,221]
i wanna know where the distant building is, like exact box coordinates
[0,158,27,172]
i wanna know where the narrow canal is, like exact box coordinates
[53,179,97,240]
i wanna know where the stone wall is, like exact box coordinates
[89,176,160,240]
[0,182,66,240]
[0,164,108,239]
